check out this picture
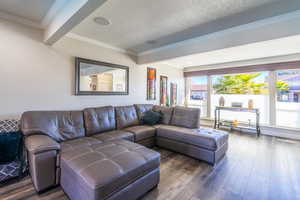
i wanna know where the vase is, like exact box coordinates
[233,120,239,127]
[248,99,254,109]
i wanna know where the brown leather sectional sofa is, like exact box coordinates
[21,104,228,200]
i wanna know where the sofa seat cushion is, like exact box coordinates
[156,125,228,151]
[92,130,134,142]
[60,140,160,200]
[61,137,102,153]
[124,125,156,141]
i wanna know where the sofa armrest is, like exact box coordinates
[25,135,60,154]
[25,135,60,192]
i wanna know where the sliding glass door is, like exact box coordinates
[188,76,208,117]
[276,69,300,128]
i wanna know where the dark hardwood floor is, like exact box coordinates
[1,132,300,200]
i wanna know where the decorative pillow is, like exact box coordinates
[142,110,162,125]
[0,131,23,164]
[153,106,174,125]
[0,119,19,133]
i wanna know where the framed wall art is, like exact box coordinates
[170,83,178,106]
[160,76,168,106]
[147,68,156,100]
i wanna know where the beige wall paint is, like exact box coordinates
[0,19,184,119]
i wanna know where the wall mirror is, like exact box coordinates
[75,57,129,95]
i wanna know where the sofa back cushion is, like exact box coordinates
[134,104,154,123]
[115,106,139,129]
[171,106,200,129]
[21,111,85,142]
[83,106,116,136]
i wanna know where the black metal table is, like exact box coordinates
[214,106,261,137]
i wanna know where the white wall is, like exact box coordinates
[0,19,184,119]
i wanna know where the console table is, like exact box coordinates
[214,106,261,137]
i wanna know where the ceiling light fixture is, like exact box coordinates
[94,17,111,26]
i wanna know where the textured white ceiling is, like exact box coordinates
[0,0,55,23]
[165,35,300,69]
[72,0,300,54]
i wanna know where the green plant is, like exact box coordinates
[213,73,290,95]
[213,73,268,94]
[276,81,289,92]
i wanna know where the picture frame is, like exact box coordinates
[170,83,178,106]
[75,57,129,95]
[160,76,168,106]
[147,67,157,100]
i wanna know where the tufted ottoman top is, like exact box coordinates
[60,139,160,200]
[157,125,229,151]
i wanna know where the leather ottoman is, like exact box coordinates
[60,139,160,200]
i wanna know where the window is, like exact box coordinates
[189,76,208,117]
[186,67,300,129]
[211,72,270,124]
[276,70,300,128]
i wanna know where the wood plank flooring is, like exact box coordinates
[1,132,300,200]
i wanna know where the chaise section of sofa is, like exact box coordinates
[155,106,228,165]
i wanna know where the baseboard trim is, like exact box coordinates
[201,119,300,141]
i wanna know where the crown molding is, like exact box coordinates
[0,1,69,29]
[159,62,183,69]
[66,33,137,56]
[0,11,42,29]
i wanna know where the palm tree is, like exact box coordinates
[213,73,268,94]
[276,81,289,92]
[214,73,290,95]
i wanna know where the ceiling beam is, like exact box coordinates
[44,0,108,45]
[41,0,69,28]
[184,53,300,72]
[137,10,300,64]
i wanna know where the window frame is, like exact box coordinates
[187,76,209,118]
[274,69,300,128]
